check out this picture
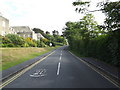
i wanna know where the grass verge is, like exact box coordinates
[1,46,59,71]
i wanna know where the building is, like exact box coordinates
[0,16,9,36]
[11,26,34,38]
[11,26,44,40]
[0,15,45,40]
[9,27,17,35]
[0,16,16,36]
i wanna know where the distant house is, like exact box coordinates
[0,16,9,36]
[11,26,44,40]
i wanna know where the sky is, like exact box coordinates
[0,0,117,34]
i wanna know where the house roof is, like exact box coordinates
[0,16,9,22]
[11,26,32,32]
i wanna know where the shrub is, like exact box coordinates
[2,36,12,44]
[40,38,50,46]
[7,43,14,47]
[25,37,37,47]
[5,34,25,47]
[39,42,46,47]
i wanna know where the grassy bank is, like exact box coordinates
[0,47,58,71]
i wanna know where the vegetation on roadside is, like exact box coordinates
[63,1,120,67]
[0,29,67,47]
[1,47,58,71]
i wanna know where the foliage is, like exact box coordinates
[5,34,25,47]
[40,38,49,45]
[63,13,119,67]
[1,27,66,47]
[101,1,120,31]
[33,28,44,33]
[25,37,37,47]
[0,35,13,47]
[72,0,120,31]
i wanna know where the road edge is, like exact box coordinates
[1,48,56,82]
[68,51,120,88]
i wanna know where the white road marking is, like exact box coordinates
[57,62,61,75]
[60,56,61,61]
[0,51,55,89]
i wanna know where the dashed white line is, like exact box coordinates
[60,56,61,61]
[57,62,61,75]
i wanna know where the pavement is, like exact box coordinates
[1,46,119,88]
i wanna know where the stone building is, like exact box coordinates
[0,15,45,40]
[0,16,16,36]
[11,26,33,38]
[0,16,9,36]
[11,26,44,40]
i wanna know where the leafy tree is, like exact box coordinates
[101,1,120,31]
[52,30,59,36]
[46,31,50,35]
[63,0,120,66]
[72,0,120,31]
[33,28,44,33]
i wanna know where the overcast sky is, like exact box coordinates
[0,0,117,34]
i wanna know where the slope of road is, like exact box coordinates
[1,46,118,88]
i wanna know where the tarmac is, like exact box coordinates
[0,47,119,85]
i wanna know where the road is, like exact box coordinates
[2,46,118,88]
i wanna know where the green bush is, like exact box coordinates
[40,42,46,47]
[7,43,14,47]
[67,30,119,67]
[5,34,25,47]
[2,36,12,44]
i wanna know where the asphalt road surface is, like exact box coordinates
[3,46,118,88]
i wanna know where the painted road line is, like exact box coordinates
[0,51,55,89]
[69,51,120,88]
[59,50,62,61]
[59,56,62,61]
[57,62,61,75]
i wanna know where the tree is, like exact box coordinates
[46,31,50,35]
[101,1,120,31]
[33,28,44,33]
[52,30,59,36]
[72,0,120,31]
